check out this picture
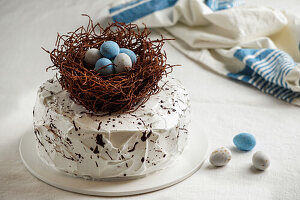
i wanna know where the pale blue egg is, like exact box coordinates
[100,41,120,60]
[233,133,256,151]
[120,48,137,64]
[95,58,114,76]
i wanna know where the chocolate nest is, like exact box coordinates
[44,15,175,113]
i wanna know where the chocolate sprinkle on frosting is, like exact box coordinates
[97,122,102,131]
[93,146,99,154]
[128,142,139,152]
[72,121,78,131]
[141,130,152,142]
[96,134,105,148]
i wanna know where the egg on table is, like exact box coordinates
[233,133,256,151]
[252,151,270,170]
[100,41,120,60]
[94,58,114,76]
[84,48,101,65]
[209,147,232,167]
[114,53,132,73]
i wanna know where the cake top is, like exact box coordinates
[37,77,189,132]
[44,15,175,113]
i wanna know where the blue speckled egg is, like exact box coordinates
[100,41,120,60]
[120,48,137,64]
[233,133,256,151]
[95,58,114,76]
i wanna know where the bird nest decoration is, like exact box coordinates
[44,15,174,113]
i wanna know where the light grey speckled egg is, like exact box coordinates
[209,147,232,167]
[252,151,270,170]
[84,48,101,65]
[114,53,132,73]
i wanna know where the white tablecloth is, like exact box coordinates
[1,0,300,199]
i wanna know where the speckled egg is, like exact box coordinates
[233,133,256,151]
[113,53,132,73]
[94,58,114,76]
[120,48,137,64]
[100,41,120,60]
[209,147,232,167]
[84,48,101,65]
[252,151,270,170]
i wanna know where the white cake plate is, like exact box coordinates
[19,127,208,197]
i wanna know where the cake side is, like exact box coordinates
[33,76,190,179]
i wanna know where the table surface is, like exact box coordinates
[1,0,300,200]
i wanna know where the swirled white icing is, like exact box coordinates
[33,76,190,180]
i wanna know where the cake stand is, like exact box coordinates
[19,124,208,197]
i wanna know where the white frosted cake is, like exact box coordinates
[33,76,190,179]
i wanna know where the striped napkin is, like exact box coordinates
[205,0,245,11]
[104,0,300,106]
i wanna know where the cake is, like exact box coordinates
[33,76,190,179]
[33,16,190,180]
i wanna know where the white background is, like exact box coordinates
[0,0,300,199]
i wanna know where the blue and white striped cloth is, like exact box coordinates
[205,0,244,11]
[229,49,300,103]
[110,0,178,23]
[106,0,300,106]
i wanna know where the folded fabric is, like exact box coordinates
[205,0,245,11]
[103,0,300,106]
[229,48,300,103]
